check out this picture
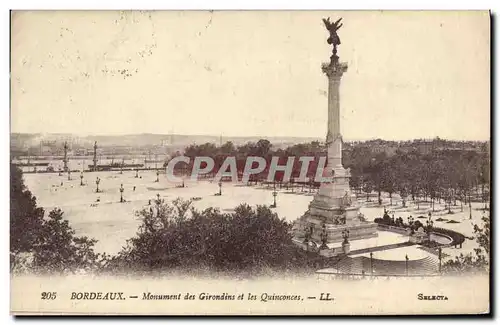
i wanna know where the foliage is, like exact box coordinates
[105,199,319,274]
[442,213,490,274]
[179,139,490,211]
[10,164,44,254]
[10,164,102,274]
[473,214,490,255]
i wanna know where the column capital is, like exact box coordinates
[322,62,348,78]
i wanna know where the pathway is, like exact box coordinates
[348,241,415,256]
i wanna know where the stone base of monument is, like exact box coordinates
[291,237,353,258]
[320,243,351,258]
[292,208,379,257]
[294,213,378,240]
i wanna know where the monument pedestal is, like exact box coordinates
[293,214,378,245]
[292,138,378,251]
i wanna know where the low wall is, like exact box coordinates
[292,238,349,257]
[431,226,466,246]
[376,224,410,235]
[315,272,442,279]
[429,232,453,246]
[377,224,457,247]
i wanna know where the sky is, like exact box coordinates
[11,11,490,140]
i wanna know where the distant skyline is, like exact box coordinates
[10,131,489,143]
[11,11,490,140]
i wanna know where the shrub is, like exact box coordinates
[10,165,102,274]
[442,214,489,274]
[105,198,319,274]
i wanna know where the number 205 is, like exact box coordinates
[41,292,57,300]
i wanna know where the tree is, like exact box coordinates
[255,139,272,158]
[456,151,478,218]
[10,164,44,254]
[365,153,388,205]
[10,164,101,274]
[442,213,490,274]
[478,153,490,210]
[107,198,317,274]
[220,141,236,155]
[362,180,374,202]
[31,209,102,273]
[184,142,218,159]
[381,158,396,206]
[349,173,362,198]
[473,213,490,257]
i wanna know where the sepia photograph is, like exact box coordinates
[9,10,491,315]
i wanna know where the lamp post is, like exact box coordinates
[480,171,488,210]
[303,225,311,245]
[438,247,442,274]
[320,223,328,250]
[272,181,277,207]
[95,177,100,193]
[342,229,350,245]
[119,183,124,203]
[370,252,374,275]
[426,219,434,241]
[407,215,414,227]
[407,215,414,234]
[80,172,84,186]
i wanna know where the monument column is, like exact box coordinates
[327,72,341,141]
[311,17,351,206]
[324,63,348,171]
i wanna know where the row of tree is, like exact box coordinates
[174,139,490,210]
[346,146,490,212]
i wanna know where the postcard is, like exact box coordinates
[10,10,490,315]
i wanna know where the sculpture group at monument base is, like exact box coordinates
[293,208,379,257]
[292,237,351,258]
[294,213,378,240]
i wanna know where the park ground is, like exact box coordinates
[23,170,487,262]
